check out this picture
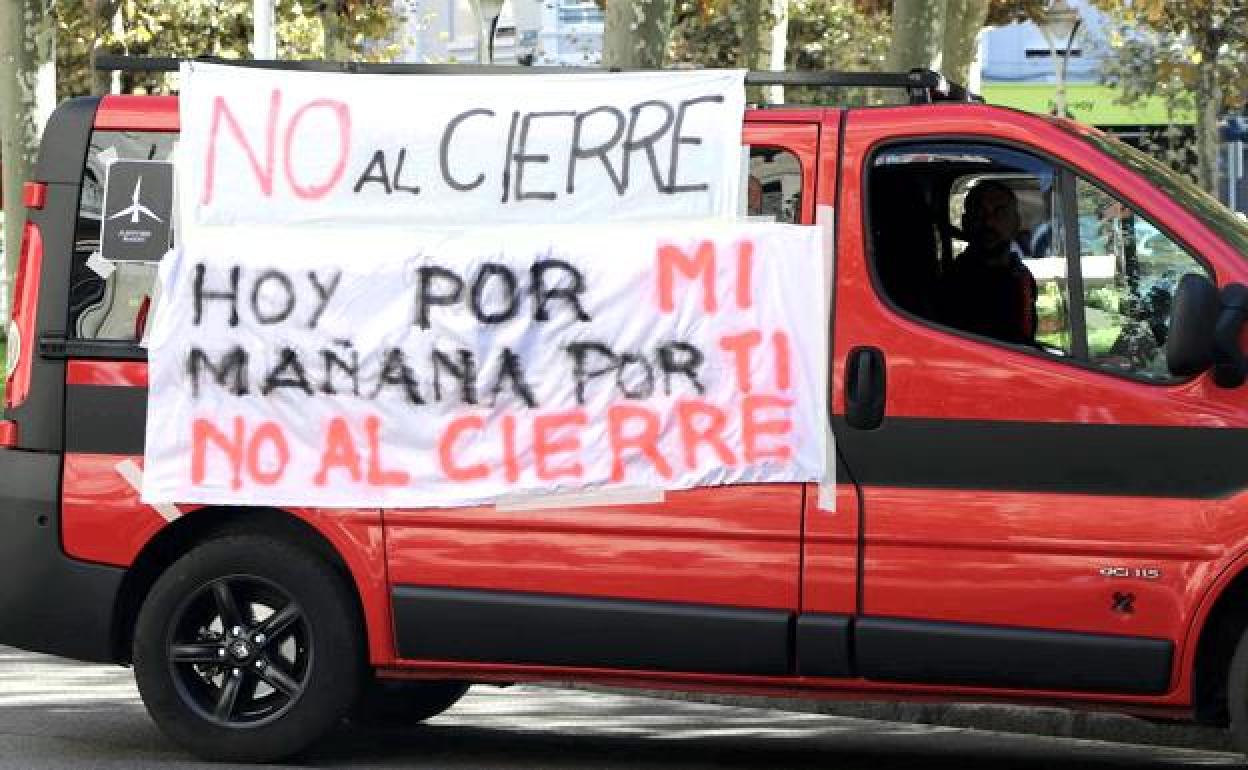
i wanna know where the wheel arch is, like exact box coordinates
[1192,560,1248,725]
[112,506,388,665]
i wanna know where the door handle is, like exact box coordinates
[845,346,886,430]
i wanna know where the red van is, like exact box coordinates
[5,65,1248,762]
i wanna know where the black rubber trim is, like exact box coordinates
[64,385,147,455]
[795,614,853,677]
[856,617,1172,694]
[836,415,1248,499]
[393,585,792,675]
[0,448,123,662]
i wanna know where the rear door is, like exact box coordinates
[834,106,1248,696]
[384,115,825,677]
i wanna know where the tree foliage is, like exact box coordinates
[669,0,890,103]
[55,0,406,98]
[1090,0,1248,192]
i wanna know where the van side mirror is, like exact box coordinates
[1166,273,1218,378]
[1212,283,1248,388]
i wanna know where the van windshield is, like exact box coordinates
[1053,119,1248,257]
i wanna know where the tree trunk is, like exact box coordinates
[0,0,55,305]
[888,0,946,73]
[89,1,123,96]
[763,0,789,104]
[322,3,348,60]
[603,0,675,69]
[941,0,989,87]
[1194,33,1222,195]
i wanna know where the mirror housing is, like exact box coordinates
[1212,283,1248,388]
[1166,273,1219,378]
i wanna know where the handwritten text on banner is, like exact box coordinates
[140,223,827,508]
[177,63,747,228]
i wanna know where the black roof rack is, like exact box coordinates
[93,55,978,105]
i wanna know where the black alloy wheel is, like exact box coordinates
[134,535,364,762]
[165,575,310,727]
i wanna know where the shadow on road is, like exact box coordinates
[0,653,1242,769]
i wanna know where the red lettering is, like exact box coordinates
[191,417,244,489]
[742,394,794,463]
[772,330,791,391]
[439,416,489,482]
[314,417,362,485]
[719,329,762,393]
[735,240,754,310]
[676,399,736,470]
[364,415,409,486]
[533,409,587,481]
[501,414,521,483]
[246,421,290,485]
[608,404,672,482]
[283,99,351,200]
[657,241,716,313]
[202,91,279,205]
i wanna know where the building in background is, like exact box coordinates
[398,0,602,66]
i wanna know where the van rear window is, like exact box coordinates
[71,130,176,342]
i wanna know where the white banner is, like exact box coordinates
[141,223,827,508]
[177,63,746,229]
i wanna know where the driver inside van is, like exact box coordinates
[941,180,1038,346]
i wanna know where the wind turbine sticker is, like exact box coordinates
[100,159,174,263]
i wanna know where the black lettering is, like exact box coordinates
[392,147,421,195]
[531,259,591,323]
[353,149,392,194]
[187,346,248,398]
[567,106,627,195]
[440,108,493,192]
[414,266,465,330]
[432,349,478,404]
[615,353,655,399]
[261,347,313,395]
[488,348,537,408]
[668,95,722,194]
[374,348,425,404]
[622,100,675,193]
[500,110,520,203]
[565,341,618,405]
[193,264,240,327]
[320,340,360,397]
[513,110,576,202]
[250,270,296,325]
[470,263,520,324]
[307,270,342,328]
[658,342,705,395]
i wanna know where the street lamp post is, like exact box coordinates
[1037,0,1082,118]
[474,0,506,64]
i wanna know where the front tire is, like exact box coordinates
[133,535,365,762]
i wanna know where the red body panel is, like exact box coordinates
[50,100,1248,717]
[832,105,1248,704]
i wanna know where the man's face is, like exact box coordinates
[965,185,1021,250]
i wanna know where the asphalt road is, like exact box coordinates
[1,645,1244,769]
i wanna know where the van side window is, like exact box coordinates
[71,130,176,343]
[869,143,1071,354]
[746,147,801,223]
[868,141,1211,382]
[1075,177,1212,380]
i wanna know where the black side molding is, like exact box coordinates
[856,617,1173,694]
[393,585,792,676]
[795,614,853,677]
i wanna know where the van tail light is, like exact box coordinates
[6,218,42,411]
[0,420,17,447]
